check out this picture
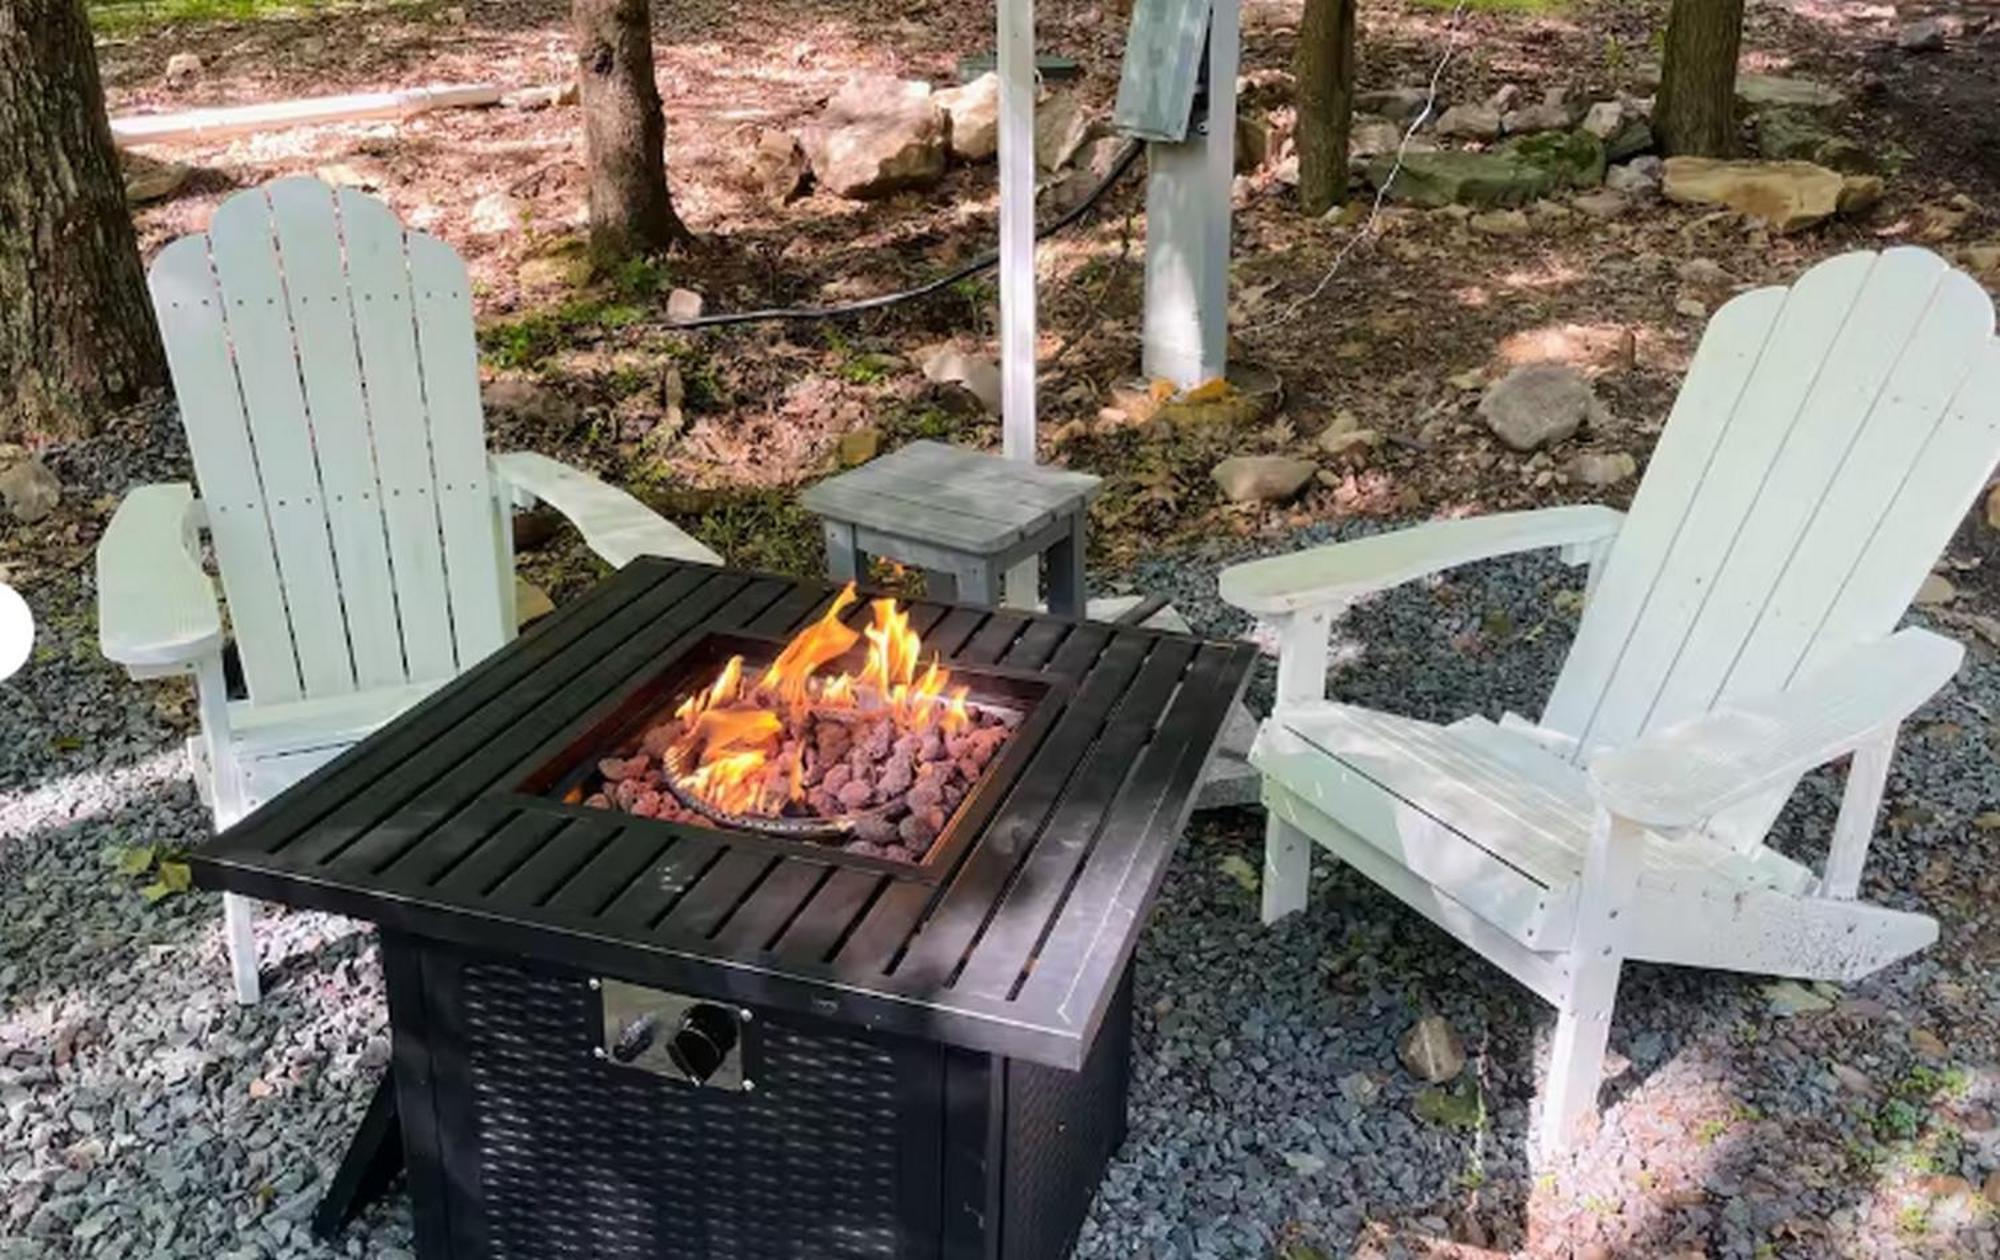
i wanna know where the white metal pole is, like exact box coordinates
[997,0,1040,607]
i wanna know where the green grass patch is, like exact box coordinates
[91,0,311,34]
[480,298,649,371]
[645,485,822,578]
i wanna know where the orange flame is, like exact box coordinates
[662,584,979,817]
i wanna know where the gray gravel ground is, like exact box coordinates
[3,419,1997,1257]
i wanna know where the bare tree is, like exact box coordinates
[0,0,165,438]
[1294,0,1358,216]
[573,0,690,261]
[1655,0,1746,156]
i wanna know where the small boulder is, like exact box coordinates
[1497,129,1606,190]
[1604,118,1656,163]
[122,152,191,205]
[666,288,704,322]
[514,577,556,627]
[1212,455,1317,503]
[920,345,1002,415]
[164,52,202,90]
[1035,90,1097,172]
[1366,149,1553,208]
[1580,101,1624,139]
[1735,73,1845,109]
[1348,118,1407,159]
[802,76,948,200]
[1568,450,1637,487]
[745,129,809,204]
[1480,362,1603,451]
[1571,190,1628,219]
[1470,208,1530,236]
[1914,573,1957,606]
[838,427,882,467]
[1604,159,1661,197]
[468,190,522,235]
[1355,87,1433,125]
[1316,412,1379,460]
[936,73,1000,162]
[1898,19,1948,53]
[0,455,60,523]
[483,378,581,429]
[1838,174,1884,216]
[1397,1014,1466,1084]
[1661,157,1845,234]
[1501,89,1574,135]
[1433,103,1501,141]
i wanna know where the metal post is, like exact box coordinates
[997,0,1041,608]
[1141,0,1238,389]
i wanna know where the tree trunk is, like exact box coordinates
[1294,0,1357,216]
[0,0,166,440]
[1655,0,1745,157]
[573,0,689,262]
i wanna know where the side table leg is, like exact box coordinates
[823,520,862,583]
[924,570,959,603]
[955,560,1000,607]
[311,1070,403,1239]
[1046,511,1088,618]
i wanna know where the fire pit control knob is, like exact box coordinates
[668,1004,740,1085]
[611,1013,659,1064]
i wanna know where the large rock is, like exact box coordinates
[1365,150,1553,208]
[1898,19,1947,53]
[936,73,1000,161]
[1497,130,1605,190]
[0,455,60,523]
[1348,117,1407,159]
[1433,103,1501,140]
[1479,362,1604,451]
[1604,158,1661,196]
[1661,157,1846,233]
[1213,455,1317,503]
[164,52,202,90]
[1604,118,1656,163]
[1581,100,1625,138]
[803,77,948,200]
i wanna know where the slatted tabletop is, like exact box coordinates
[191,559,1255,1068]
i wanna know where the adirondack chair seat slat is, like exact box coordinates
[1254,704,1817,950]
[1221,248,2000,1157]
[99,178,717,1005]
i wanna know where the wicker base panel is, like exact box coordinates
[381,935,1131,1260]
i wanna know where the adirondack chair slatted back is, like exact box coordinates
[148,178,510,706]
[1543,248,2000,845]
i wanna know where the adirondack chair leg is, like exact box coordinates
[1821,726,1895,900]
[223,894,261,1005]
[1262,813,1312,924]
[1538,808,1641,1157]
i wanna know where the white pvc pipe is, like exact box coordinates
[998,0,1039,606]
[111,83,506,146]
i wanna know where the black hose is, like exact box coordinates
[665,138,1145,330]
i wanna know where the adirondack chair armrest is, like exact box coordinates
[1217,506,1625,616]
[97,483,224,671]
[1587,628,1964,828]
[490,452,722,569]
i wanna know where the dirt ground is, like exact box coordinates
[69,0,2000,1254]
[96,0,2000,587]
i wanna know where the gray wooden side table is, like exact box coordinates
[800,440,1103,615]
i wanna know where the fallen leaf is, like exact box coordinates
[1218,853,1260,892]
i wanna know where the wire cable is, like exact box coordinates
[666,139,1146,330]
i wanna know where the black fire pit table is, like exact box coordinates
[190,558,1255,1260]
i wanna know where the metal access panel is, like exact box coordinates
[1113,0,1216,142]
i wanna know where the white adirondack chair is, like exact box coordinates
[1219,248,1999,1155]
[96,178,721,1003]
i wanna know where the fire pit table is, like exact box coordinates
[191,558,1254,1260]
